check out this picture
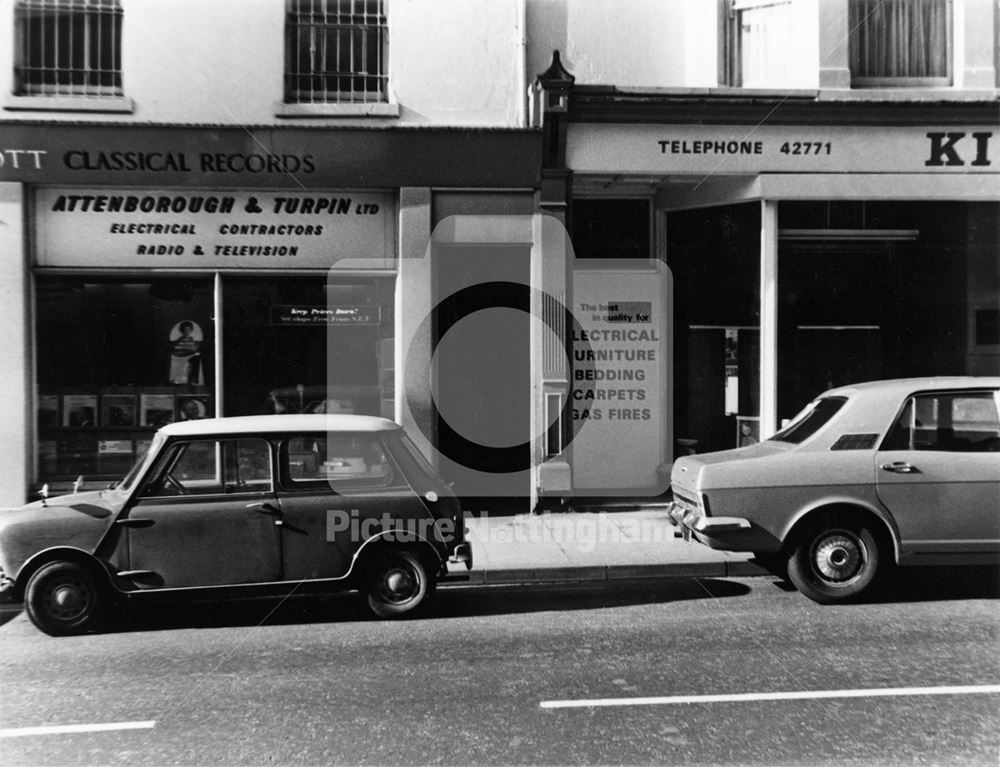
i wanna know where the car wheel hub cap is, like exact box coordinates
[47,579,89,620]
[814,534,863,581]
[384,568,414,599]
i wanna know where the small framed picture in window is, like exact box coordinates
[140,393,175,427]
[102,395,137,428]
[177,395,211,421]
[63,394,97,428]
[736,416,760,448]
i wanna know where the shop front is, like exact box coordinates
[0,124,541,505]
[31,187,398,487]
[556,95,999,484]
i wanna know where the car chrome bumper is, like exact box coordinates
[667,501,751,539]
[448,541,473,571]
[0,573,18,604]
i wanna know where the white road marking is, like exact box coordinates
[540,684,1000,709]
[0,720,156,738]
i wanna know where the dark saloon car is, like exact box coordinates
[0,415,472,635]
[669,377,1000,604]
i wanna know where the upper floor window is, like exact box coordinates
[726,0,795,88]
[13,0,123,97]
[849,0,952,86]
[284,0,387,104]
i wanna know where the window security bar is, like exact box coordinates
[285,0,388,104]
[14,0,123,97]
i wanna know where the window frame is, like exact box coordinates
[769,396,847,444]
[283,0,389,106]
[278,432,404,493]
[848,0,954,88]
[879,389,1000,453]
[140,437,275,499]
[723,0,795,88]
[12,0,124,98]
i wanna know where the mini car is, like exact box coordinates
[0,414,472,635]
[668,377,1000,604]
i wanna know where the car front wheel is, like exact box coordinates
[787,516,885,604]
[364,549,435,618]
[24,561,108,636]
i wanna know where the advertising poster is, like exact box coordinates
[571,271,668,492]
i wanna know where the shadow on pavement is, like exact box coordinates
[0,604,23,628]
[433,577,750,618]
[763,564,1000,603]
[878,565,1000,603]
[101,577,750,634]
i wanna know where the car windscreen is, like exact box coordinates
[399,432,437,480]
[119,433,164,491]
[769,397,847,444]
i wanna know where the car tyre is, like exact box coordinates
[364,549,435,619]
[787,515,884,604]
[24,561,108,636]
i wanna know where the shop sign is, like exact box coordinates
[567,124,999,175]
[33,188,395,270]
[271,305,381,326]
[0,125,542,188]
[571,272,668,491]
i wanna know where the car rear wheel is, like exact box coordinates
[787,515,885,604]
[24,561,108,636]
[364,549,435,618]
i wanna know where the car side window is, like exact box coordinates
[883,391,1000,452]
[282,434,398,490]
[143,438,272,496]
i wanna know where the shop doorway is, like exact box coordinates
[778,245,893,419]
[684,327,760,452]
[433,244,532,514]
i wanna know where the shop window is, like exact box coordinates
[725,0,795,87]
[571,199,651,261]
[35,279,214,486]
[13,0,123,97]
[284,0,387,104]
[849,0,952,87]
[222,277,395,421]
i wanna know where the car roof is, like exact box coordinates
[820,376,1000,399]
[159,414,402,437]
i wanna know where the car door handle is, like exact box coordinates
[246,501,282,516]
[116,518,155,528]
[880,462,920,474]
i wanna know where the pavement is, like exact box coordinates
[453,503,767,586]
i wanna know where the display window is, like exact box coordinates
[35,278,215,483]
[34,274,397,489]
[221,276,395,420]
